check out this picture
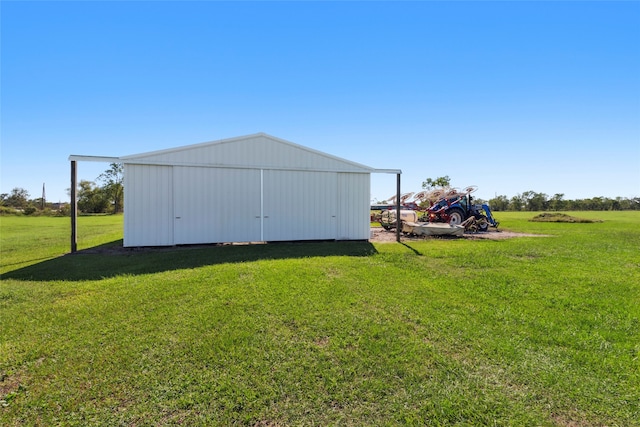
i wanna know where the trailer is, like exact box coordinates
[376,185,499,235]
[423,186,499,231]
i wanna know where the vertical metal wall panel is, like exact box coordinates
[124,165,173,247]
[337,173,371,240]
[120,134,379,246]
[173,167,261,244]
[263,170,338,241]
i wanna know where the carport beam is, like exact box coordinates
[71,160,77,253]
[396,173,401,242]
[68,155,120,253]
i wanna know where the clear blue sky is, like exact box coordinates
[2,1,639,204]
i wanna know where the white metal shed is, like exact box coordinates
[112,133,398,247]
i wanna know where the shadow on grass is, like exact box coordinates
[400,242,424,256]
[2,239,378,282]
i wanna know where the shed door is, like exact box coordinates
[173,167,261,244]
[263,170,337,241]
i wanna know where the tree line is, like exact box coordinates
[421,176,639,211]
[2,170,638,215]
[1,163,123,216]
[486,192,639,211]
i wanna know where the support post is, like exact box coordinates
[71,160,77,253]
[396,173,401,242]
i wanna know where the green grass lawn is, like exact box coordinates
[1,212,639,425]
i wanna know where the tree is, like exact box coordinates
[549,193,565,211]
[422,176,451,190]
[509,194,524,211]
[526,192,548,211]
[77,180,109,213]
[488,195,509,211]
[5,187,30,209]
[97,163,124,213]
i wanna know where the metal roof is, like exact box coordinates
[70,133,401,174]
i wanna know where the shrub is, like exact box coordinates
[0,206,21,216]
[23,206,37,215]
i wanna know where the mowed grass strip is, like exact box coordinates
[0,215,124,273]
[1,212,639,425]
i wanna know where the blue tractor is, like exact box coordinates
[422,187,499,232]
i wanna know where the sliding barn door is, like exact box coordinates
[262,170,337,241]
[173,167,261,244]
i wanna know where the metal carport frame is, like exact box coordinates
[68,155,120,253]
[68,156,402,253]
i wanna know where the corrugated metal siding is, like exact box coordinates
[124,165,173,247]
[337,173,370,240]
[173,167,261,244]
[263,170,338,241]
[125,135,370,173]
[121,135,375,246]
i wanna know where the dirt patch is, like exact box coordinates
[75,240,264,255]
[369,227,550,242]
[75,229,549,255]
